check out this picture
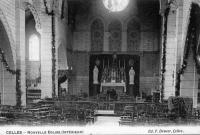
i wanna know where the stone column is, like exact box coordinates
[15,0,26,106]
[104,32,109,51]
[163,3,178,99]
[40,13,53,98]
[122,31,127,52]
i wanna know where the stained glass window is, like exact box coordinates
[103,0,129,12]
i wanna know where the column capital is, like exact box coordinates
[169,0,178,13]
[159,0,168,16]
[16,0,26,11]
[159,0,179,16]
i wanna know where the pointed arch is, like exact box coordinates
[91,18,104,52]
[108,19,122,52]
[127,18,140,51]
[23,2,41,32]
[29,34,40,61]
[0,8,15,67]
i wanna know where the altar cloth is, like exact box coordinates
[100,82,126,93]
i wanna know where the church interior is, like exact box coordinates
[0,0,200,127]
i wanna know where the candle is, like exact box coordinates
[103,59,104,69]
[124,59,125,68]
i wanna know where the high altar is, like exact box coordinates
[89,54,140,97]
[100,60,127,94]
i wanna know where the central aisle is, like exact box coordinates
[93,116,120,126]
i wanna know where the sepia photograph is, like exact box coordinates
[0,0,200,134]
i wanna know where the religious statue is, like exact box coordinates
[93,65,99,84]
[129,67,135,85]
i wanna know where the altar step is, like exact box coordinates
[95,110,117,116]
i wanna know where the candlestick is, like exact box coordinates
[108,59,109,68]
[124,59,125,68]
[103,59,104,69]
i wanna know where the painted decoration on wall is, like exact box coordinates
[74,32,90,51]
[140,52,160,77]
[108,20,122,52]
[127,19,140,51]
[139,2,159,31]
[141,32,158,51]
[73,52,89,76]
[91,19,104,52]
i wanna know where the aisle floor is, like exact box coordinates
[92,116,120,126]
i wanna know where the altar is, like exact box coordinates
[89,53,140,97]
[100,82,126,94]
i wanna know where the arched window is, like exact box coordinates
[108,20,122,51]
[29,34,40,61]
[127,19,140,51]
[91,19,104,52]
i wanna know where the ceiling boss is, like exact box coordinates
[102,0,130,12]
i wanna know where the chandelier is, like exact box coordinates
[103,0,129,12]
